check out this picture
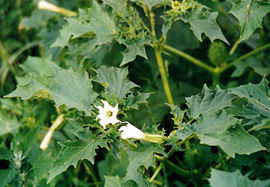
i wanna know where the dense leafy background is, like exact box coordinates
[0,0,270,186]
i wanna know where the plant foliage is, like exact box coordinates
[0,0,270,186]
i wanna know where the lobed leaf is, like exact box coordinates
[6,57,97,115]
[173,111,265,157]
[123,144,157,185]
[209,169,270,187]
[186,6,229,44]
[186,85,235,119]
[48,132,107,183]
[118,38,149,66]
[95,66,139,99]
[52,1,117,47]
[229,77,270,118]
[229,0,270,41]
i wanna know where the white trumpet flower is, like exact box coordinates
[96,100,120,128]
[119,122,146,140]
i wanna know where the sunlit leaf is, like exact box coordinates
[6,57,97,115]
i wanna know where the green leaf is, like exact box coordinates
[66,38,99,60]
[165,21,200,50]
[209,169,270,187]
[19,56,53,75]
[249,118,270,132]
[30,152,54,181]
[229,78,270,118]
[103,0,128,15]
[48,132,107,183]
[101,148,137,187]
[104,176,123,187]
[186,85,235,119]
[185,6,228,44]
[21,10,57,29]
[0,112,21,136]
[98,148,129,180]
[125,92,151,110]
[5,57,97,115]
[118,38,149,66]
[95,66,139,99]
[231,56,270,78]
[174,111,265,157]
[123,144,156,185]
[51,16,95,48]
[52,1,117,47]
[229,0,270,41]
[130,0,165,9]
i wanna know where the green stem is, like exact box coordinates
[165,160,195,177]
[83,161,99,187]
[0,42,15,73]
[154,135,194,161]
[149,179,162,186]
[151,135,195,185]
[229,39,240,55]
[154,49,175,105]
[149,163,163,182]
[164,45,216,74]
[217,43,270,74]
[9,41,40,64]
[150,11,174,105]
[212,73,220,86]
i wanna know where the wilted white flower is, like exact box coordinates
[119,122,145,139]
[40,131,53,151]
[38,0,77,16]
[96,100,120,128]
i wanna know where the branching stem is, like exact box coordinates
[216,43,270,74]
[164,45,216,74]
[164,43,270,79]
[151,135,195,184]
[150,10,174,105]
